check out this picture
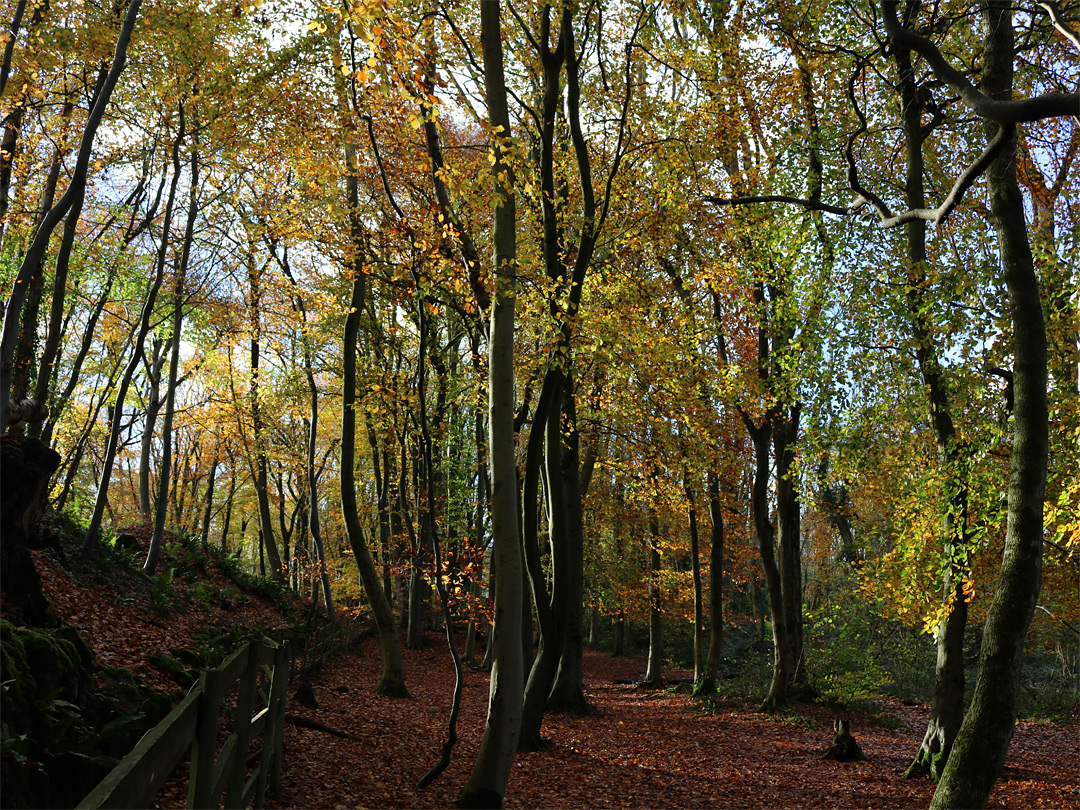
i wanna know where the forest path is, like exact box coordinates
[161,629,1075,809]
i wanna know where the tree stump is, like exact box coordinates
[823,718,865,762]
[0,437,61,627]
[293,679,319,709]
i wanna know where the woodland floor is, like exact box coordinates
[173,635,1076,810]
[25,538,1080,810]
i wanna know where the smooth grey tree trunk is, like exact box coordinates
[458,1,524,801]
[930,4,1048,806]
[642,502,664,688]
[338,135,405,696]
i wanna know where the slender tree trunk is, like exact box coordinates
[642,499,664,688]
[145,118,199,573]
[748,421,793,709]
[23,97,77,430]
[247,240,284,580]
[894,16,972,777]
[220,470,235,552]
[774,406,803,678]
[518,373,560,750]
[458,0,524,800]
[144,235,187,575]
[612,610,625,657]
[339,142,405,696]
[84,122,180,549]
[307,398,334,618]
[0,0,142,434]
[688,479,705,688]
[698,472,725,694]
[138,338,166,519]
[931,5,1047,806]
[199,458,217,546]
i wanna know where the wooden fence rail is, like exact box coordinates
[76,614,367,810]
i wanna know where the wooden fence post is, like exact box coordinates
[188,666,226,810]
[269,640,290,793]
[223,641,259,808]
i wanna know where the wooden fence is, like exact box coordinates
[77,637,289,810]
[76,614,367,810]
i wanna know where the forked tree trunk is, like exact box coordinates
[0,0,142,435]
[85,122,181,549]
[145,122,196,575]
[894,27,971,778]
[748,422,794,709]
[547,383,589,715]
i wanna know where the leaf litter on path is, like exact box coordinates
[245,635,1077,810]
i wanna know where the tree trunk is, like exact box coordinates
[247,238,285,582]
[520,373,570,747]
[199,458,217,547]
[642,502,664,688]
[612,611,625,657]
[930,5,1047,806]
[144,264,184,574]
[145,118,196,575]
[548,380,589,714]
[339,141,405,697]
[748,421,794,709]
[893,20,971,778]
[407,564,428,649]
[84,121,181,549]
[687,480,705,688]
[518,373,561,751]
[220,470,236,552]
[458,0,524,800]
[774,406,803,678]
[699,473,725,695]
[0,0,142,435]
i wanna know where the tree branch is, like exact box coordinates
[880,0,1078,123]
[1038,1,1080,52]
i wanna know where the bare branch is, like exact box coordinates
[869,122,1014,227]
[1038,1,1080,52]
[704,121,1013,229]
